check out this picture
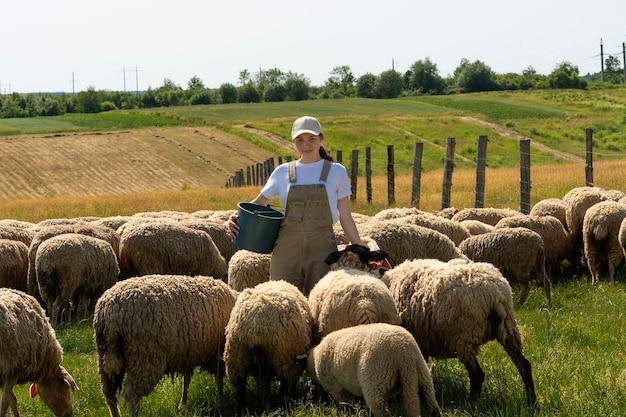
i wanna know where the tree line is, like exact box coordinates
[0,57,623,119]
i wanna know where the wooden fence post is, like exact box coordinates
[475,135,488,208]
[246,166,251,186]
[278,156,283,165]
[585,128,593,186]
[520,139,531,214]
[411,142,423,208]
[387,145,395,206]
[256,163,262,185]
[336,150,343,165]
[268,157,275,172]
[441,137,456,209]
[350,149,358,201]
[365,147,372,203]
[239,169,245,187]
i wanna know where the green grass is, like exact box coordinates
[11,281,626,417]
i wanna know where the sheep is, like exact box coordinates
[460,227,551,304]
[563,186,611,252]
[0,239,28,292]
[179,218,238,263]
[0,288,78,417]
[308,268,400,340]
[604,189,625,201]
[27,224,120,302]
[0,219,35,230]
[326,240,390,274]
[620,196,626,205]
[224,280,313,414]
[35,234,120,324]
[530,198,568,231]
[227,249,270,291]
[305,323,441,417]
[132,210,191,220]
[459,220,494,236]
[582,201,626,283]
[208,210,236,223]
[90,216,133,231]
[382,259,537,405]
[437,207,459,219]
[618,219,626,258]
[495,215,575,281]
[372,207,425,222]
[190,210,215,219]
[118,222,227,279]
[451,207,520,226]
[36,218,88,228]
[0,225,34,246]
[115,217,176,237]
[333,214,371,245]
[358,219,466,266]
[399,212,471,245]
[94,275,237,417]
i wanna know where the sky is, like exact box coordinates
[1,0,624,93]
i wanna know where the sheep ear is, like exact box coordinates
[29,383,38,399]
[324,250,343,265]
[60,367,79,392]
[368,250,390,262]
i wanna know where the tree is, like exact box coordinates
[407,58,446,94]
[356,73,377,98]
[604,55,622,83]
[189,90,212,105]
[454,59,497,92]
[238,84,261,103]
[375,70,403,98]
[77,87,100,113]
[263,84,286,102]
[284,73,310,101]
[219,83,238,104]
[548,62,587,89]
[239,69,251,85]
[326,65,356,97]
[187,75,205,90]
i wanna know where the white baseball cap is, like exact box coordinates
[291,116,322,140]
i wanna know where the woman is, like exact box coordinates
[227,116,363,295]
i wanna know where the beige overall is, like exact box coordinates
[270,159,338,295]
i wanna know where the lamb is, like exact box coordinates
[35,234,120,324]
[94,275,237,417]
[496,215,575,281]
[359,219,466,266]
[308,268,400,339]
[227,249,270,291]
[27,224,120,301]
[563,186,611,252]
[582,201,626,283]
[305,323,440,417]
[179,218,238,263]
[451,207,520,226]
[0,288,78,417]
[118,222,227,279]
[460,220,494,235]
[224,280,313,414]
[382,259,537,405]
[460,227,551,304]
[0,225,34,246]
[0,240,28,292]
[530,198,568,231]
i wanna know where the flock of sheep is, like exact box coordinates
[1,185,625,417]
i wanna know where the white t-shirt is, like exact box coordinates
[260,159,352,224]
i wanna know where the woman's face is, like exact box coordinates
[294,132,322,157]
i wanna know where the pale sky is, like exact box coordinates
[1,0,624,93]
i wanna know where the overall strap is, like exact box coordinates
[288,161,297,183]
[319,159,332,183]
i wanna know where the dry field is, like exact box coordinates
[0,127,272,198]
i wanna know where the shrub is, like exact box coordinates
[375,70,403,98]
[99,101,118,112]
[356,73,377,98]
[548,62,587,89]
[219,83,238,104]
[238,84,261,103]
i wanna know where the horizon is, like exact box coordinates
[1,0,624,94]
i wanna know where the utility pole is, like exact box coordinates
[135,65,140,96]
[600,38,604,81]
[121,65,127,92]
[72,72,76,95]
[623,42,626,83]
[392,58,395,71]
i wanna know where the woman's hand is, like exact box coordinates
[226,213,240,237]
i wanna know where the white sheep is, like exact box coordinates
[530,198,568,231]
[0,239,28,292]
[459,220,494,236]
[306,323,441,417]
[451,207,520,226]
[582,201,626,283]
[227,249,270,291]
[383,259,537,405]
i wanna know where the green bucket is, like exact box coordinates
[234,202,285,254]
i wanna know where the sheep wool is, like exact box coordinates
[459,227,551,304]
[399,212,470,246]
[563,186,610,251]
[451,207,520,226]
[308,269,400,339]
[118,222,227,279]
[227,249,271,291]
[459,220,494,236]
[0,219,35,230]
[94,275,237,417]
[359,219,465,266]
[383,259,536,405]
[0,239,28,292]
[530,198,568,231]
[0,225,34,246]
[307,323,440,417]
[224,280,313,414]
[437,207,459,219]
[0,288,77,417]
[582,201,626,283]
[90,216,133,231]
[179,218,238,263]
[35,233,120,324]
